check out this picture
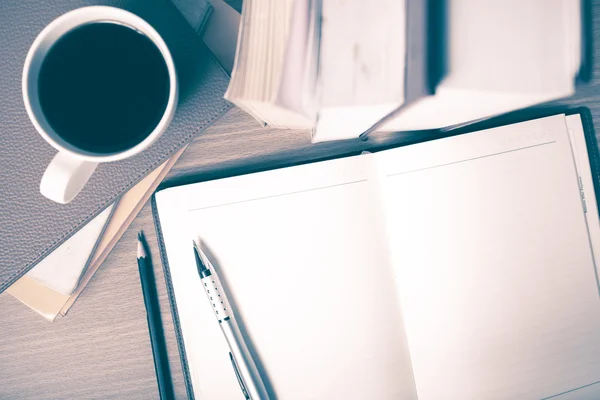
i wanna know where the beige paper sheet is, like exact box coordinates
[7,147,185,321]
[6,276,71,321]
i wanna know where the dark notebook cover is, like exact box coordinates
[0,0,233,292]
[152,109,600,400]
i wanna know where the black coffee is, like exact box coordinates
[38,22,170,154]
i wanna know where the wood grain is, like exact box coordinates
[2,1,600,398]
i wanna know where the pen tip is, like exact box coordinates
[193,239,208,272]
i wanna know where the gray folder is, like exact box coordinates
[0,0,232,292]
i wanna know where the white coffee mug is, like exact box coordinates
[22,6,178,204]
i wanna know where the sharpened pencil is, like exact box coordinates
[137,231,174,400]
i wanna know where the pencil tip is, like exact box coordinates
[137,231,147,258]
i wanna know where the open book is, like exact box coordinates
[154,112,600,399]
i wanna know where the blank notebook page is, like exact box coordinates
[377,115,600,400]
[155,155,418,400]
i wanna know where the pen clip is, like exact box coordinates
[229,352,250,400]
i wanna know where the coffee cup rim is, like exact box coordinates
[22,6,178,162]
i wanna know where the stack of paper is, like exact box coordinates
[224,0,316,128]
[7,149,185,321]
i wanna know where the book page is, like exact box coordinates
[566,115,600,278]
[23,205,113,295]
[376,115,600,399]
[155,155,418,400]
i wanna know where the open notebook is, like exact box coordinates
[154,111,600,400]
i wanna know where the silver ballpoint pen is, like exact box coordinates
[193,240,270,400]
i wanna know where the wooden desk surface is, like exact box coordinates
[2,3,600,398]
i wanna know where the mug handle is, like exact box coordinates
[40,152,98,204]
